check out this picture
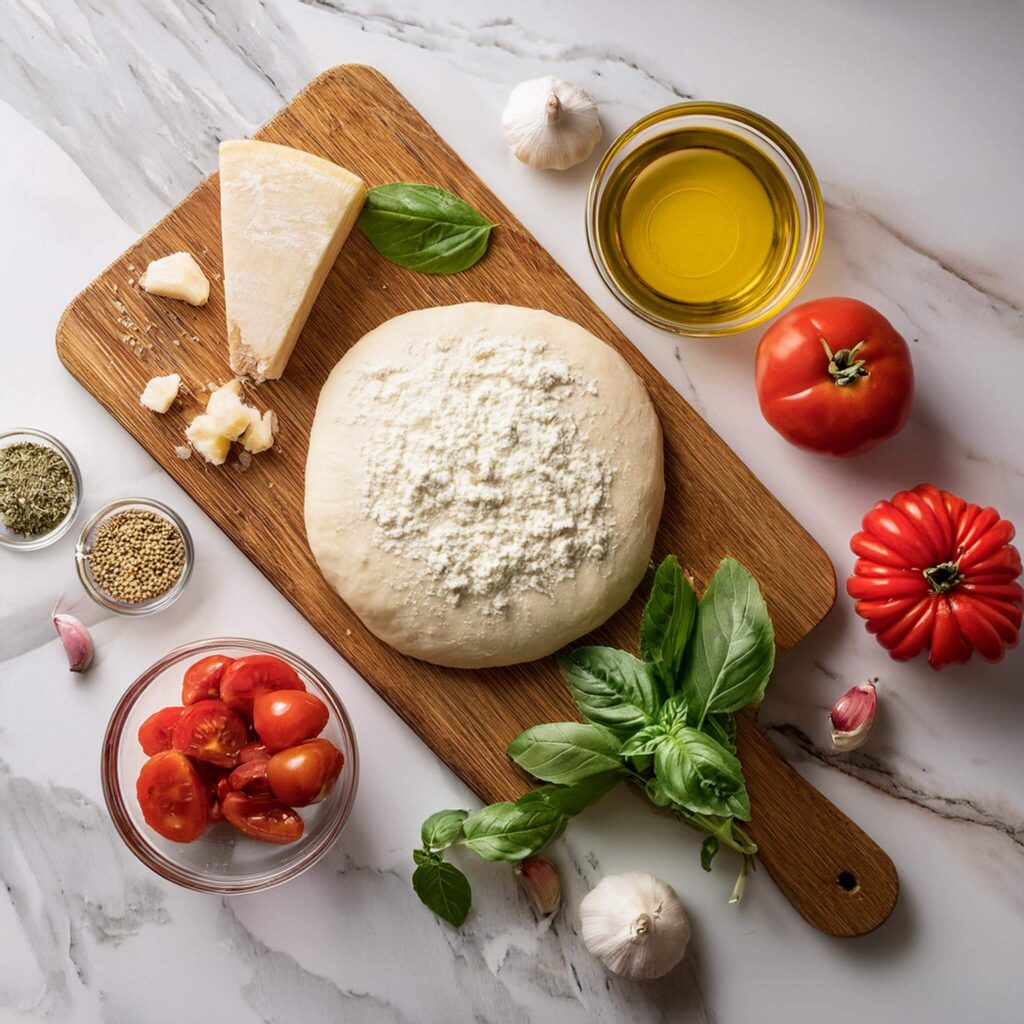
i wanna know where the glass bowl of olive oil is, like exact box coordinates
[587,103,823,336]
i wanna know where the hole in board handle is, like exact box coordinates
[836,870,860,894]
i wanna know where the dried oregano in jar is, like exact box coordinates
[0,442,74,536]
[87,509,185,603]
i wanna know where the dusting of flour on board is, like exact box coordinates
[351,331,615,612]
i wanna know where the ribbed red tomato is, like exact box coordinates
[756,297,914,457]
[848,484,1022,669]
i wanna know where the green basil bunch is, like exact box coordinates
[412,555,775,926]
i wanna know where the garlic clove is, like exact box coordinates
[502,76,602,171]
[516,856,561,916]
[52,601,94,673]
[829,680,878,751]
[580,871,690,980]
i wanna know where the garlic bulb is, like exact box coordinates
[502,76,602,171]
[580,872,690,980]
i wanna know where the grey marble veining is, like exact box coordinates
[1,0,314,231]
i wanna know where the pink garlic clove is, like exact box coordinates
[52,601,94,673]
[829,679,878,751]
[516,856,561,916]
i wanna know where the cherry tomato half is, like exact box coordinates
[136,750,207,843]
[193,762,231,822]
[755,297,914,457]
[171,699,247,768]
[239,741,270,764]
[182,654,234,705]
[253,690,329,752]
[220,791,304,845]
[266,739,344,807]
[228,759,271,795]
[137,706,183,756]
[219,655,305,714]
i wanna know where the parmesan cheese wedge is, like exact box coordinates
[219,140,366,381]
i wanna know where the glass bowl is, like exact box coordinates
[0,429,82,550]
[102,638,359,893]
[75,498,194,615]
[586,102,823,336]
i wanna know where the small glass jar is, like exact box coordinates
[102,638,359,893]
[0,429,82,551]
[586,102,824,337]
[75,497,194,615]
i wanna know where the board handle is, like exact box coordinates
[737,709,898,936]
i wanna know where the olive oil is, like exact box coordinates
[597,128,800,328]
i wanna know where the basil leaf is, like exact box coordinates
[619,725,665,758]
[645,776,673,807]
[421,809,468,851]
[658,694,689,730]
[704,713,737,754]
[653,727,751,820]
[508,722,624,785]
[412,859,472,927]
[640,555,697,695]
[517,772,622,817]
[558,647,659,738]
[683,558,775,723]
[700,835,720,871]
[412,848,438,867]
[460,802,566,861]
[358,183,494,274]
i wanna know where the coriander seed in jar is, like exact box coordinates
[76,498,194,615]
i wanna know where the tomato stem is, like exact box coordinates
[821,337,869,386]
[923,560,963,594]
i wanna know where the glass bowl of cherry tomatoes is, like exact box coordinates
[101,638,359,893]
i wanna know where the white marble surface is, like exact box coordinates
[1,2,1022,1021]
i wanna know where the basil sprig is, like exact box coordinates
[411,556,774,926]
[358,183,495,274]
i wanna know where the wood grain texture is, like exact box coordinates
[56,65,895,935]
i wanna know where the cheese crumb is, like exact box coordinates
[185,379,277,466]
[140,373,181,413]
[139,252,210,306]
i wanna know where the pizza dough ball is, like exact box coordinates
[305,303,664,668]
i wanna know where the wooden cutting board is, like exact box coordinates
[57,65,896,935]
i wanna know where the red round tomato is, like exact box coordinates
[137,706,183,756]
[220,792,304,844]
[848,484,1023,669]
[182,654,234,705]
[266,739,344,807]
[239,741,269,763]
[253,690,329,752]
[228,759,271,794]
[136,751,207,843]
[219,655,305,714]
[171,699,247,768]
[756,297,914,457]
